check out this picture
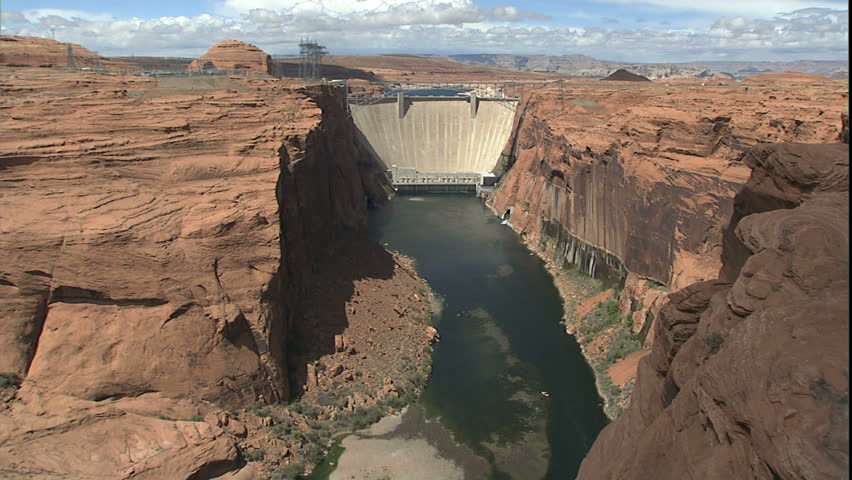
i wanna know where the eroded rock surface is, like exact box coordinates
[490,76,847,292]
[577,142,849,480]
[488,76,847,416]
[0,35,132,71]
[0,66,391,477]
[187,40,273,75]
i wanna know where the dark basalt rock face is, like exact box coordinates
[601,69,652,82]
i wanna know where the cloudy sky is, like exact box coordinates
[0,0,847,62]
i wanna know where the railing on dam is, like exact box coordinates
[389,166,496,185]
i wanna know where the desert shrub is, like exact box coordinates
[578,299,622,338]
[705,332,724,354]
[307,443,326,465]
[605,327,643,365]
[562,264,604,291]
[243,447,266,462]
[248,402,271,418]
[411,372,427,388]
[0,373,21,388]
[271,416,296,439]
[271,462,303,480]
[340,404,385,431]
[289,401,321,419]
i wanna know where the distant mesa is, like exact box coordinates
[601,69,652,82]
[188,40,273,76]
[0,35,132,71]
[744,70,833,82]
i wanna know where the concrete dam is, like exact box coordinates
[349,92,519,190]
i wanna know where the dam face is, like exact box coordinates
[350,94,518,189]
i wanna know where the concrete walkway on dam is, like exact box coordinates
[350,95,518,176]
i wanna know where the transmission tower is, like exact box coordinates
[298,38,327,80]
[66,44,76,70]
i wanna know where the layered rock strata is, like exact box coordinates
[188,40,273,75]
[487,76,847,416]
[0,67,390,477]
[490,76,847,321]
[577,142,849,479]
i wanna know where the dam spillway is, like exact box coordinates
[349,93,519,188]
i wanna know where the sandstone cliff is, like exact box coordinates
[488,76,847,415]
[577,142,849,479]
[490,76,847,321]
[188,40,273,75]
[0,67,390,477]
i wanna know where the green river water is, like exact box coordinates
[359,193,609,479]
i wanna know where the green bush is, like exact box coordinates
[340,404,385,431]
[271,462,303,480]
[605,327,643,365]
[243,447,266,462]
[0,373,21,388]
[271,416,296,439]
[248,402,271,418]
[562,264,604,291]
[307,443,326,465]
[603,299,619,318]
[705,332,724,354]
[578,299,622,339]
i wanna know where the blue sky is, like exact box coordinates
[1,0,848,61]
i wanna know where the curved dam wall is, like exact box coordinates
[350,96,518,175]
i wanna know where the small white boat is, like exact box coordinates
[541,391,550,397]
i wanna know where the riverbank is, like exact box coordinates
[231,233,440,478]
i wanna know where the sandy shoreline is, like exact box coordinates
[330,405,489,480]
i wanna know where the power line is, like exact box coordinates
[298,38,327,81]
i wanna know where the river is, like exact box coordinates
[327,193,608,479]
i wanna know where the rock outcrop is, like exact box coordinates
[0,35,132,71]
[577,142,849,479]
[0,65,389,476]
[601,69,651,82]
[188,40,273,75]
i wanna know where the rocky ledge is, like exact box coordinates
[187,40,273,75]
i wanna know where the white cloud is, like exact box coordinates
[0,5,846,61]
[2,11,29,24]
[20,8,116,23]
[595,0,847,19]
